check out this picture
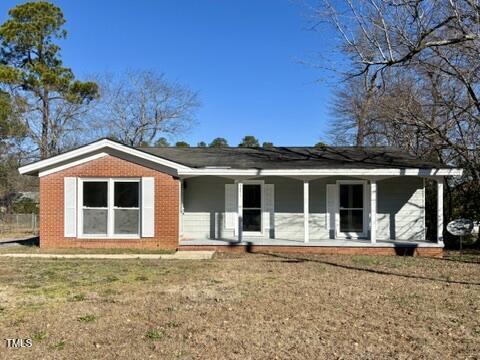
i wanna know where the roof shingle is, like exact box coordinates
[138,146,452,169]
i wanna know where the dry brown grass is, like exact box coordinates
[0,252,479,359]
[0,231,37,241]
[0,246,174,254]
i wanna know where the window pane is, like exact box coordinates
[243,185,261,208]
[114,209,139,234]
[243,209,261,232]
[340,184,363,208]
[340,210,363,232]
[83,182,108,207]
[114,182,139,208]
[83,209,108,234]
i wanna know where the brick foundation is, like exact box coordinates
[39,155,179,249]
[178,245,444,257]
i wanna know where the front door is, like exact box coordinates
[242,184,262,234]
[338,183,365,238]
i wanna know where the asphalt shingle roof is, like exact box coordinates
[138,146,452,169]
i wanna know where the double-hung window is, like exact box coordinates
[113,181,140,235]
[80,179,140,238]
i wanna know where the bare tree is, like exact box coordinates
[329,74,379,146]
[93,70,200,147]
[314,0,480,223]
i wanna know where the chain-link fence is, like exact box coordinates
[0,213,39,235]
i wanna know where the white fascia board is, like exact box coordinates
[19,139,191,175]
[39,152,108,177]
[178,168,463,177]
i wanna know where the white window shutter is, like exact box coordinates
[64,177,77,237]
[263,184,274,231]
[141,177,155,237]
[326,184,337,239]
[225,184,237,229]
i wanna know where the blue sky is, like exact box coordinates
[0,0,341,146]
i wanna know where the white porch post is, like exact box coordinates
[237,181,243,242]
[370,179,377,244]
[179,179,184,237]
[437,178,444,244]
[303,180,309,243]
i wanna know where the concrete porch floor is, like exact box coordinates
[179,238,443,248]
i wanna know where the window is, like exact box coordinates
[82,181,108,235]
[339,183,364,234]
[114,182,140,235]
[80,179,140,237]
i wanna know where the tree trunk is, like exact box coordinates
[40,90,49,159]
[356,74,377,147]
[356,115,365,146]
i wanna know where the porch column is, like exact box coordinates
[179,179,184,237]
[237,181,243,242]
[370,179,377,244]
[303,180,309,243]
[437,178,444,244]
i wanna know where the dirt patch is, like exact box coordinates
[0,252,479,359]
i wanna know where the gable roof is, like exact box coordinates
[139,146,453,170]
[18,138,190,176]
[18,138,463,177]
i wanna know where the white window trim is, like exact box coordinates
[336,180,368,239]
[77,178,141,239]
[240,180,265,237]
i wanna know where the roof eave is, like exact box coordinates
[18,139,191,176]
[177,168,463,177]
[18,138,463,178]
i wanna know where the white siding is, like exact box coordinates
[182,177,234,240]
[182,175,425,241]
[376,177,425,240]
[225,184,237,229]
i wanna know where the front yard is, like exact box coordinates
[0,251,479,359]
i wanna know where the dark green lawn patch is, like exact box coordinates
[145,329,166,340]
[77,314,96,323]
[69,293,86,302]
[32,330,48,341]
[50,339,65,351]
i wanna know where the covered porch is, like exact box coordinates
[178,173,447,248]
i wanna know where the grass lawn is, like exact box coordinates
[0,251,479,359]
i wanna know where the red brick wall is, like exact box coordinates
[39,155,179,249]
